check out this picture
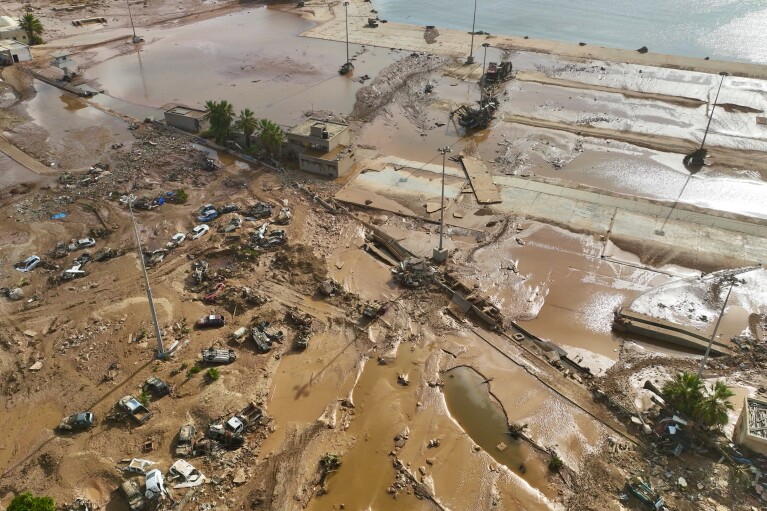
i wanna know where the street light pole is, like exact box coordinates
[344,1,350,65]
[466,0,478,64]
[126,0,140,43]
[696,276,736,379]
[128,198,166,360]
[481,42,490,84]
[700,71,728,150]
[433,146,452,263]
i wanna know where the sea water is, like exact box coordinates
[373,0,767,64]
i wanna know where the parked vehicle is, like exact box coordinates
[197,209,219,223]
[117,395,153,424]
[15,255,41,272]
[223,216,242,233]
[196,314,225,328]
[220,204,240,214]
[206,423,245,449]
[119,479,146,511]
[200,348,237,364]
[144,469,167,500]
[191,224,210,239]
[68,238,96,251]
[174,424,196,458]
[57,411,95,432]
[166,232,186,249]
[143,376,171,398]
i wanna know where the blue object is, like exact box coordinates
[51,212,67,220]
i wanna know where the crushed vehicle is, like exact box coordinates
[251,321,284,353]
[62,253,90,280]
[286,307,313,329]
[174,424,196,458]
[119,479,147,511]
[206,423,245,449]
[144,249,167,267]
[166,232,186,249]
[200,348,237,364]
[202,158,221,172]
[363,300,388,318]
[203,283,225,304]
[223,215,242,233]
[192,260,209,284]
[15,255,41,272]
[168,459,205,488]
[50,242,69,259]
[245,201,273,220]
[117,395,153,424]
[219,204,240,214]
[68,238,96,251]
[196,314,225,328]
[121,458,156,475]
[318,278,340,297]
[57,411,95,432]
[144,469,167,500]
[275,207,292,225]
[197,208,219,223]
[143,376,171,398]
[93,247,118,262]
[225,401,264,434]
[295,330,310,350]
[625,477,664,510]
[191,224,210,239]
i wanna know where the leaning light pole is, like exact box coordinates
[126,0,142,43]
[696,275,737,379]
[433,146,452,263]
[128,197,166,359]
[466,0,478,64]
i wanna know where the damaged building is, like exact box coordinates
[287,118,354,178]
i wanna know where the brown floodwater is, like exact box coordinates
[442,366,551,491]
[85,7,401,126]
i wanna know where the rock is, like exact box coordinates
[8,288,23,300]
[425,458,435,465]
[678,477,687,488]
[233,468,247,485]
[418,466,426,476]
[473,445,481,452]
[23,330,37,338]
[637,46,649,54]
[29,361,43,371]
[452,210,464,219]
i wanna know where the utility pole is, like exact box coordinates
[128,197,166,360]
[433,146,451,263]
[466,0,478,64]
[126,0,141,43]
[696,276,736,379]
[345,1,350,65]
[700,71,728,151]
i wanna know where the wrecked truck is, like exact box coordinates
[117,395,153,424]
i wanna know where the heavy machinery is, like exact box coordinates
[451,97,500,131]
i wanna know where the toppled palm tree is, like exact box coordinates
[694,380,735,429]
[662,371,704,418]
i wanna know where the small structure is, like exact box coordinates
[164,104,209,133]
[734,397,767,456]
[0,16,28,44]
[0,39,31,64]
[50,50,76,77]
[287,118,353,178]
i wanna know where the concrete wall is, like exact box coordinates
[164,112,208,133]
[298,150,354,179]
[734,397,767,457]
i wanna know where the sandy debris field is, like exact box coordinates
[1,0,767,510]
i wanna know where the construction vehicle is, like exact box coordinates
[367,18,379,28]
[451,97,500,131]
[484,61,512,83]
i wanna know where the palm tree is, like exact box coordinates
[234,108,258,149]
[256,118,286,157]
[18,12,44,45]
[203,100,234,145]
[694,380,735,429]
[662,372,703,417]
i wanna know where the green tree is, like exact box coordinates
[662,371,703,417]
[7,492,55,511]
[19,12,44,45]
[203,100,235,145]
[256,118,286,157]
[234,108,258,149]
[694,380,735,429]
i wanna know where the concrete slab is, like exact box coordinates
[459,156,502,204]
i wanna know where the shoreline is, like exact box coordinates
[299,0,767,80]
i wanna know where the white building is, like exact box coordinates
[0,16,28,44]
[0,39,31,64]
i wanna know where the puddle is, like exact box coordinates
[442,366,550,490]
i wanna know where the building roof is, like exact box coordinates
[302,145,347,161]
[166,106,206,119]
[0,39,28,51]
[289,117,348,139]
[0,16,18,29]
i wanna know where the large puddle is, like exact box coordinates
[442,366,550,491]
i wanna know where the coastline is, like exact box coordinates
[299,0,767,80]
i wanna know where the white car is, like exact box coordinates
[191,224,210,240]
[166,232,186,249]
[144,469,167,500]
[15,255,41,272]
[169,459,205,488]
[68,238,96,251]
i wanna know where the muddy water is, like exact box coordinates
[0,400,62,474]
[85,7,398,126]
[442,366,550,488]
[0,152,43,188]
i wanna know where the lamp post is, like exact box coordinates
[699,71,728,151]
[481,42,490,84]
[345,1,350,65]
[433,146,452,263]
[466,0,478,64]
[128,197,166,360]
[696,276,737,379]
[126,0,141,43]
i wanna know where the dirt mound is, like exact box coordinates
[270,244,327,294]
